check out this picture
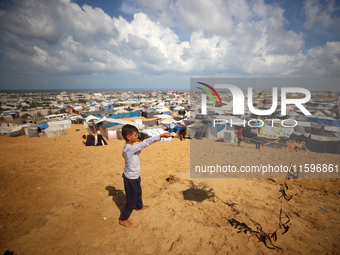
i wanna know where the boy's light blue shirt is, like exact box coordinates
[122,135,161,179]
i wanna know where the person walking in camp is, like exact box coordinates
[119,124,171,228]
[236,127,243,146]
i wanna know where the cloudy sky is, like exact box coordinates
[0,0,339,91]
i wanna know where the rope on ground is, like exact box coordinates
[225,152,296,250]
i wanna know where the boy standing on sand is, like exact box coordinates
[119,124,171,227]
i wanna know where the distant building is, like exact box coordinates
[57,92,70,102]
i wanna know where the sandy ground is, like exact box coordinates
[0,124,339,255]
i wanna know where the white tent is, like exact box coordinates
[0,125,14,135]
[160,118,175,125]
[85,115,100,123]
[95,117,137,127]
[132,119,144,129]
[48,120,72,129]
[155,114,172,119]
[74,106,83,111]
[42,124,67,138]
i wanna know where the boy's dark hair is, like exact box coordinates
[122,124,138,142]
[82,135,86,139]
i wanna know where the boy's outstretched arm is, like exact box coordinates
[131,132,172,153]
[160,133,171,138]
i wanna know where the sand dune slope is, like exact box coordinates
[0,124,339,254]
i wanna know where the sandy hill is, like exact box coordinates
[0,124,339,254]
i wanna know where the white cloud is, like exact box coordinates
[112,13,191,73]
[303,41,340,76]
[303,0,339,30]
[0,0,339,82]
[0,0,61,44]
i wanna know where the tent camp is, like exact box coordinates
[42,124,67,138]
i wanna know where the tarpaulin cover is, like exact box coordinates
[101,122,120,129]
[206,123,226,133]
[129,110,141,117]
[174,125,186,131]
[308,117,340,127]
[37,122,49,129]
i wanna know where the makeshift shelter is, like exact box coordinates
[99,123,124,140]
[113,109,130,119]
[257,125,294,139]
[37,122,49,130]
[155,114,172,119]
[160,118,175,125]
[193,125,218,139]
[42,124,67,138]
[127,109,141,117]
[308,117,340,127]
[183,118,195,125]
[190,122,204,138]
[155,107,172,116]
[0,126,12,135]
[22,125,38,137]
[48,120,71,129]
[27,128,39,138]
[224,130,235,143]
[132,119,144,129]
[85,115,100,123]
[143,119,158,126]
[307,135,340,154]
[7,125,27,137]
[9,130,22,137]
[184,125,191,139]
[290,132,340,154]
[142,109,160,119]
[74,106,83,112]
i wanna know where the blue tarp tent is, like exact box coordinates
[206,123,226,133]
[174,124,186,131]
[102,122,120,129]
[161,111,172,116]
[308,117,340,127]
[116,112,130,118]
[129,110,141,117]
[37,122,49,129]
